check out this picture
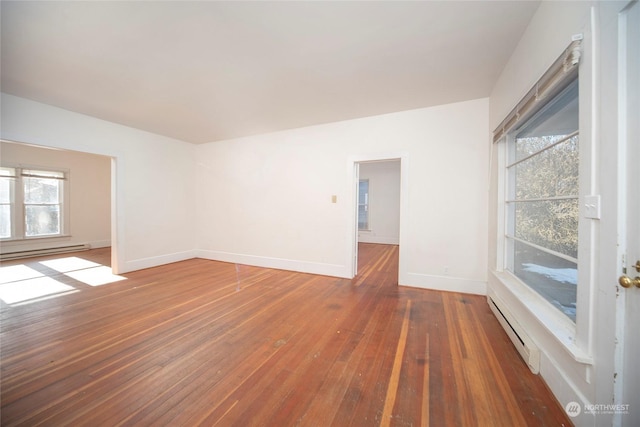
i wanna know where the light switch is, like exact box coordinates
[584,195,601,219]
[331,195,337,203]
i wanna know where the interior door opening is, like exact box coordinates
[0,140,117,273]
[353,158,402,283]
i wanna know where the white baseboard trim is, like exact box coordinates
[358,236,400,245]
[120,250,198,274]
[197,250,350,278]
[88,239,111,249]
[402,272,486,295]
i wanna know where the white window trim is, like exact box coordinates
[1,164,70,242]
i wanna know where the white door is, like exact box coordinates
[619,1,640,425]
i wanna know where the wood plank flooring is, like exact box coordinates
[0,244,572,426]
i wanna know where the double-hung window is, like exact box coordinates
[505,80,579,321]
[0,166,68,240]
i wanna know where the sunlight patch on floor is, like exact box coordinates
[65,266,126,287]
[40,257,101,273]
[0,276,76,304]
[0,255,126,305]
[0,265,45,284]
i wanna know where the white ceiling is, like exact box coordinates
[1,1,540,144]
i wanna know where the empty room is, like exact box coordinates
[1,1,638,426]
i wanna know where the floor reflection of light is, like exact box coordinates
[40,257,100,273]
[0,276,76,304]
[0,255,126,306]
[0,265,45,284]
[64,266,126,287]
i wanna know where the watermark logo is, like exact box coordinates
[584,403,630,416]
[565,401,581,418]
[565,401,631,417]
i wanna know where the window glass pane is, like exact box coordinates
[358,180,369,230]
[24,177,60,204]
[514,136,579,199]
[514,80,579,162]
[0,177,13,203]
[358,208,368,230]
[514,199,578,258]
[513,240,577,321]
[25,205,60,236]
[507,78,579,322]
[0,205,11,238]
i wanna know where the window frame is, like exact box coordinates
[493,39,596,362]
[0,165,70,241]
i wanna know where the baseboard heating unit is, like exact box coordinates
[0,244,91,261]
[488,295,540,374]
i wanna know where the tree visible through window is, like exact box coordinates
[506,79,579,321]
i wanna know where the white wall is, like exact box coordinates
[0,92,488,295]
[0,141,111,253]
[358,160,401,245]
[489,2,592,130]
[0,94,197,273]
[196,98,489,294]
[488,2,628,425]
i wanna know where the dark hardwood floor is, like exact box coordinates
[0,244,572,426]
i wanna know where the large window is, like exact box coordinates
[506,79,579,321]
[0,166,67,240]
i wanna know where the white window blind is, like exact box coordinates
[493,38,582,143]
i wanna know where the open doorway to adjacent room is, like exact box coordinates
[0,141,116,305]
[352,157,403,282]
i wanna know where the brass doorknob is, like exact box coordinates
[620,276,632,288]
[634,260,640,273]
[619,275,640,288]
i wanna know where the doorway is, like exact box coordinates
[0,140,116,271]
[350,154,407,282]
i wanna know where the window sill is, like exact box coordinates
[490,269,593,365]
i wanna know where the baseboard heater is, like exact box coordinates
[0,244,91,261]
[488,295,540,374]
